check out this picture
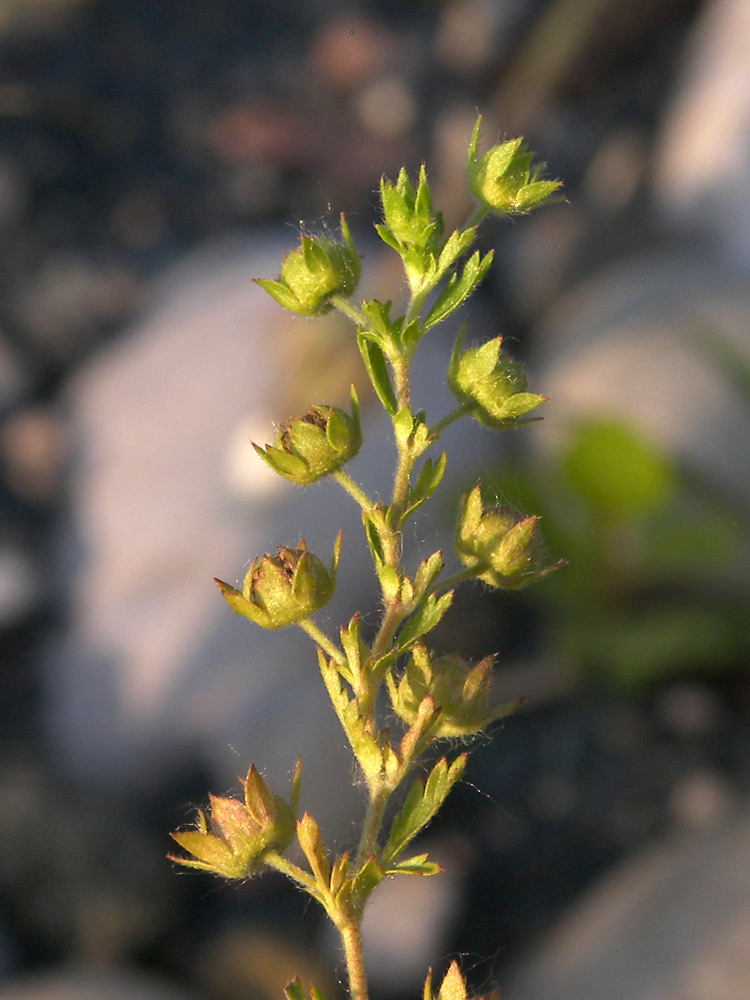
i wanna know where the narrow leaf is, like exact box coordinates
[357,333,397,414]
[397,590,454,649]
[423,250,494,331]
[385,852,442,876]
[383,755,466,865]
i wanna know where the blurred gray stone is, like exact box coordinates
[507,809,750,1000]
[530,251,750,518]
[43,229,489,836]
[654,0,750,270]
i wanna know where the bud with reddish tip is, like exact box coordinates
[215,534,341,629]
[456,483,561,589]
[391,644,522,738]
[168,765,297,879]
[254,387,362,485]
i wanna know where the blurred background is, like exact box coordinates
[0,1,748,998]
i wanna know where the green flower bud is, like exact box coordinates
[391,644,521,738]
[456,483,560,589]
[168,765,295,878]
[467,116,562,216]
[448,329,548,428]
[255,215,360,316]
[254,387,362,485]
[377,164,444,256]
[215,534,341,629]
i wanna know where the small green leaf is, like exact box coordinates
[396,590,454,649]
[351,855,384,905]
[362,509,385,569]
[393,405,416,449]
[385,852,442,876]
[318,650,384,781]
[413,550,444,599]
[383,755,466,866]
[424,250,494,331]
[379,565,402,603]
[357,334,398,414]
[404,453,447,518]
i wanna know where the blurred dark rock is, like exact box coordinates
[0,966,201,1000]
[507,808,750,1000]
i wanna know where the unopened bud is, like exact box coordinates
[254,387,362,485]
[456,483,560,589]
[215,534,341,629]
[255,215,360,316]
[467,117,562,216]
[391,644,521,738]
[448,330,547,428]
[168,766,295,879]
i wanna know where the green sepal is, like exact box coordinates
[383,755,466,867]
[253,444,309,481]
[396,590,454,650]
[385,852,442,876]
[357,333,398,415]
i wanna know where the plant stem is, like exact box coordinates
[430,402,474,438]
[298,619,345,666]
[355,783,389,869]
[333,469,373,512]
[331,295,365,327]
[339,921,369,1000]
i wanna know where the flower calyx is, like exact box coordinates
[391,643,521,738]
[377,164,444,261]
[456,483,561,590]
[467,116,562,217]
[215,534,342,629]
[448,328,547,428]
[168,764,297,879]
[254,387,362,485]
[255,215,360,316]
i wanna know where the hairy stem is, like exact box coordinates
[339,921,369,1000]
[297,619,345,666]
[333,469,373,512]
